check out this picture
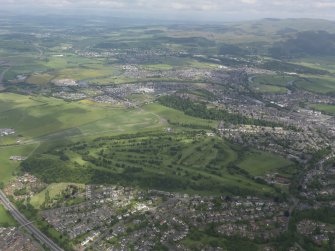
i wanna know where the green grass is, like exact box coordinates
[238,151,294,176]
[22,131,293,196]
[5,54,120,84]
[0,135,17,145]
[0,204,16,226]
[292,56,335,74]
[310,104,335,115]
[4,63,49,81]
[0,93,162,140]
[144,103,218,128]
[295,75,335,94]
[252,74,296,87]
[0,144,39,184]
[26,73,54,85]
[251,82,288,94]
[55,67,116,81]
[31,183,85,209]
[41,55,104,70]
[139,64,175,71]
[0,93,164,184]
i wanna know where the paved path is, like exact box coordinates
[0,190,64,251]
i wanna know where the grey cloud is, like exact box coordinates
[3,0,335,21]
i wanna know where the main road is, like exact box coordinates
[0,190,64,251]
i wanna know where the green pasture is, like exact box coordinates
[30,183,85,209]
[310,104,335,115]
[250,82,288,94]
[295,75,335,94]
[292,56,335,73]
[0,144,38,184]
[252,74,296,87]
[144,103,219,128]
[0,205,16,226]
[238,151,294,176]
[0,93,162,140]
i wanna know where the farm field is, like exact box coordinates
[292,56,335,73]
[295,75,335,94]
[310,103,335,115]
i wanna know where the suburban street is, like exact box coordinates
[0,189,63,251]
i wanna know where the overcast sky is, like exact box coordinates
[3,0,335,22]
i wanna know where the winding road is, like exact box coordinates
[0,190,63,251]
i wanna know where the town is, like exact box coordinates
[0,128,15,137]
[2,173,334,250]
[0,13,335,251]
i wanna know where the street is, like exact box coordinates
[0,190,63,251]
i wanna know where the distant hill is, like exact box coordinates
[233,18,335,35]
[269,31,335,58]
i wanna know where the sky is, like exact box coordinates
[2,0,335,22]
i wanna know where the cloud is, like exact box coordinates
[240,0,258,4]
[2,0,335,21]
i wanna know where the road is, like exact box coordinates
[0,190,64,251]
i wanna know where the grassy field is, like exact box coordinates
[238,151,294,176]
[0,93,162,140]
[0,144,39,184]
[295,75,335,94]
[4,53,122,84]
[292,56,335,74]
[26,73,54,85]
[0,93,165,184]
[144,103,219,128]
[249,74,299,93]
[252,74,296,87]
[250,82,288,94]
[310,104,335,115]
[21,131,296,196]
[0,204,16,226]
[31,183,85,209]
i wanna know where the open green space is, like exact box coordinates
[252,74,296,87]
[31,183,85,209]
[157,95,282,127]
[21,131,296,196]
[144,103,218,129]
[250,74,295,93]
[0,144,39,184]
[310,103,335,115]
[0,204,16,226]
[238,151,295,176]
[0,93,162,140]
[295,75,335,94]
[292,57,335,74]
[250,82,288,94]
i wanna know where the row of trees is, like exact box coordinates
[159,95,281,127]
